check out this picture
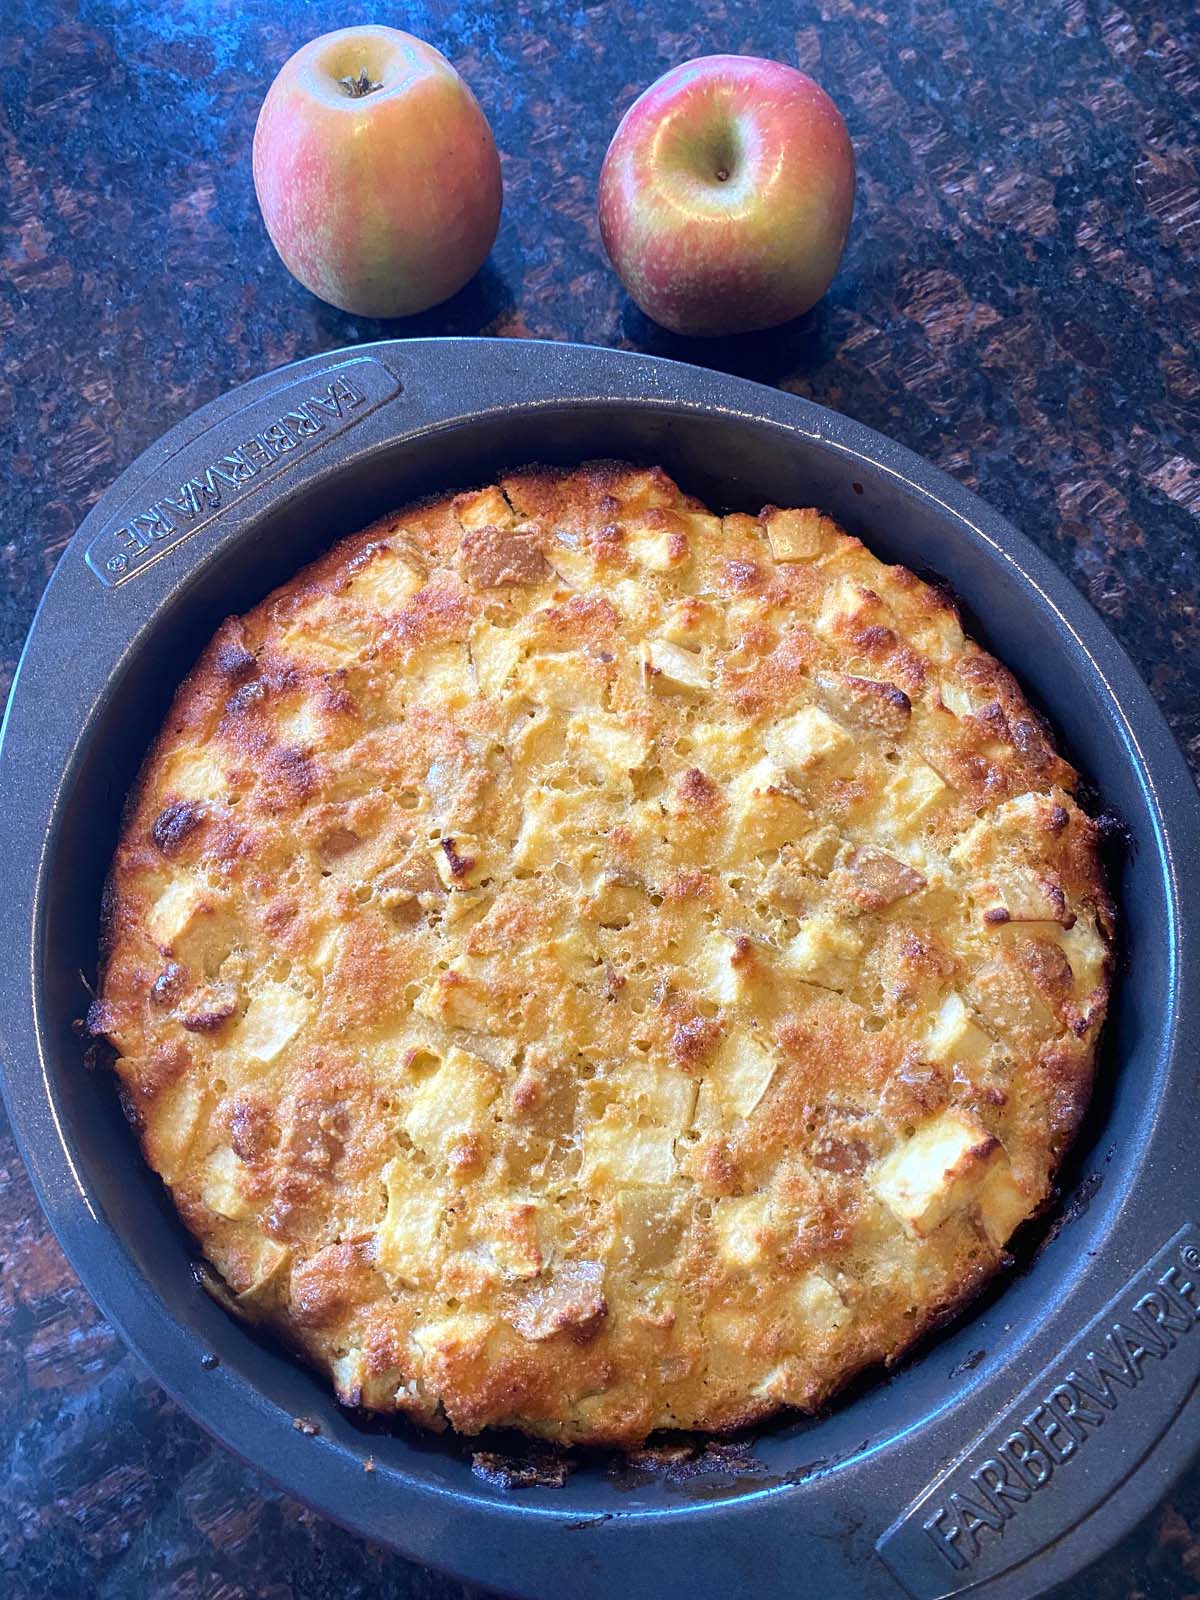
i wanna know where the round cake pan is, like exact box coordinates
[2,338,1198,1600]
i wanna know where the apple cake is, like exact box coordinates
[91,462,1113,1445]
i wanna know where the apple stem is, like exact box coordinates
[715,168,730,182]
[339,67,382,98]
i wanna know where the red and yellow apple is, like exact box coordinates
[599,55,855,337]
[253,26,502,318]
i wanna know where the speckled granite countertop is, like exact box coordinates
[1,1,1198,1595]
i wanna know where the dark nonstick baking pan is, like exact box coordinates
[2,338,1198,1600]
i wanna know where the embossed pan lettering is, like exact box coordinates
[878,1226,1200,1599]
[85,357,402,587]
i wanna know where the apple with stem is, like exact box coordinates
[599,55,855,337]
[253,26,502,318]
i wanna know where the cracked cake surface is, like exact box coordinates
[92,462,1113,1444]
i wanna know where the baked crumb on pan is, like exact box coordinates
[93,462,1113,1445]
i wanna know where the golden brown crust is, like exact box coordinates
[95,463,1113,1445]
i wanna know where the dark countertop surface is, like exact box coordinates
[1,1,1198,1596]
